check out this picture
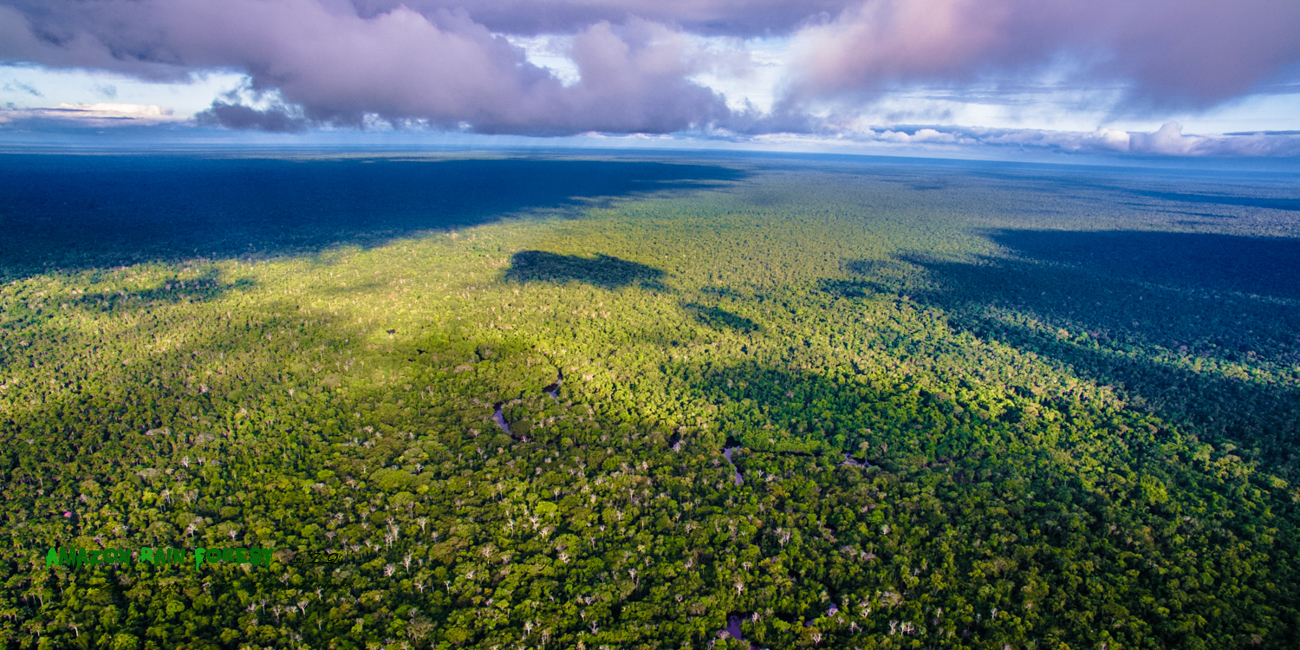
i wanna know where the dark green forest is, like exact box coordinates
[1,152,1298,649]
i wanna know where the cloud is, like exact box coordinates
[0,4,191,81]
[349,0,856,37]
[0,0,1296,138]
[976,125,1133,153]
[786,0,1300,111]
[551,19,734,134]
[0,0,738,135]
[935,121,1300,157]
[1125,122,1300,157]
[0,102,180,127]
[745,122,1300,158]
[194,101,308,133]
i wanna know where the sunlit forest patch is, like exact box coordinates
[1,152,1297,649]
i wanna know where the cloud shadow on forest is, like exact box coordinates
[1115,204,1237,220]
[1124,189,1300,213]
[682,302,760,333]
[989,229,1300,301]
[677,358,974,471]
[0,155,746,280]
[958,167,1300,216]
[70,268,248,312]
[828,227,1300,474]
[505,250,667,290]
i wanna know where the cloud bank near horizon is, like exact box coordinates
[754,122,1300,158]
[1,0,1299,155]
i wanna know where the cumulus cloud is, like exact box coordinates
[787,0,1300,111]
[0,0,737,135]
[513,18,734,134]
[1124,122,1300,157]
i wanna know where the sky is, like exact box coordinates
[2,0,1299,159]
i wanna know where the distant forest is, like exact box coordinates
[1,152,1297,649]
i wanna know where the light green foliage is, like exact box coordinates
[0,154,1297,649]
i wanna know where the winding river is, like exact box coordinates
[722,446,744,486]
[719,614,755,649]
[543,369,563,399]
[720,445,873,486]
[492,403,511,434]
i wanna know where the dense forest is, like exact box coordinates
[1,152,1298,649]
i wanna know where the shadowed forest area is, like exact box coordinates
[831,226,1300,474]
[991,229,1300,300]
[505,250,668,290]
[0,155,745,279]
[2,151,1298,649]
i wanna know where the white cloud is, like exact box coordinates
[0,102,181,126]
[0,64,247,118]
[744,121,1300,157]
